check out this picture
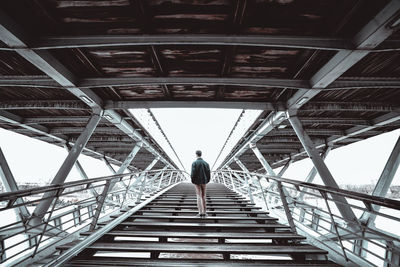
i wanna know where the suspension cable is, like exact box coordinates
[146,109,187,172]
[211,110,245,170]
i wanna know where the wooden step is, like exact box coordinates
[47,183,336,266]
[151,198,250,204]
[140,205,261,210]
[58,241,327,256]
[145,202,255,206]
[101,221,290,231]
[130,209,269,215]
[109,214,278,222]
[80,230,306,241]
[65,258,339,267]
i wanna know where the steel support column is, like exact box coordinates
[0,147,30,221]
[360,135,400,223]
[298,146,332,201]
[287,113,359,226]
[64,144,100,198]
[116,143,142,175]
[30,112,102,225]
[298,147,331,223]
[250,143,276,175]
[277,159,291,177]
[102,157,117,174]
[354,136,400,256]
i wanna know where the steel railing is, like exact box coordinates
[212,170,400,267]
[0,169,187,266]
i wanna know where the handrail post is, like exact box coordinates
[234,158,254,204]
[136,172,148,204]
[157,170,165,190]
[168,171,174,185]
[320,191,349,262]
[229,171,236,190]
[89,180,111,231]
[254,175,269,211]
[277,181,296,233]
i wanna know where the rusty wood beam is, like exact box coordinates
[217,0,247,99]
[31,35,353,50]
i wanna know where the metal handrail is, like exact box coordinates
[0,169,188,266]
[0,169,178,201]
[214,170,400,210]
[212,170,400,267]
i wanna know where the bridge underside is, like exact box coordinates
[0,0,399,172]
[0,1,400,267]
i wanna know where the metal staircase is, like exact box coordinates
[55,183,338,266]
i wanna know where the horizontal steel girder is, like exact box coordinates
[0,10,174,169]
[271,111,400,167]
[33,35,353,50]
[0,110,127,167]
[0,100,90,110]
[1,100,397,113]
[286,0,400,110]
[219,1,400,169]
[1,76,400,90]
[104,100,285,110]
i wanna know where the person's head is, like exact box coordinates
[196,150,202,158]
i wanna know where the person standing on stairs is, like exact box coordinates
[191,150,211,218]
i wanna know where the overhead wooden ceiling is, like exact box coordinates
[0,0,399,172]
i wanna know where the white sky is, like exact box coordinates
[0,109,399,186]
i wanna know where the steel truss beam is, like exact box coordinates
[64,144,101,200]
[0,110,132,170]
[2,100,396,113]
[30,112,102,225]
[250,144,276,176]
[49,127,124,135]
[298,117,370,126]
[297,147,331,203]
[105,100,284,111]
[24,117,91,124]
[219,0,400,169]
[31,34,353,50]
[287,0,400,110]
[272,111,400,167]
[0,10,174,169]
[0,100,89,110]
[301,102,399,113]
[222,111,286,167]
[80,77,400,90]
[0,147,30,221]
[1,76,400,90]
[0,110,68,142]
[359,136,400,225]
[288,114,359,225]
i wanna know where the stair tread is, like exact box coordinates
[66,258,339,267]
[141,205,261,209]
[108,221,289,229]
[131,209,268,214]
[110,215,277,221]
[58,241,327,254]
[81,230,306,239]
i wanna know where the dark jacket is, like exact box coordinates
[191,158,210,185]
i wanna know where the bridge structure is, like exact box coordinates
[0,0,400,266]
